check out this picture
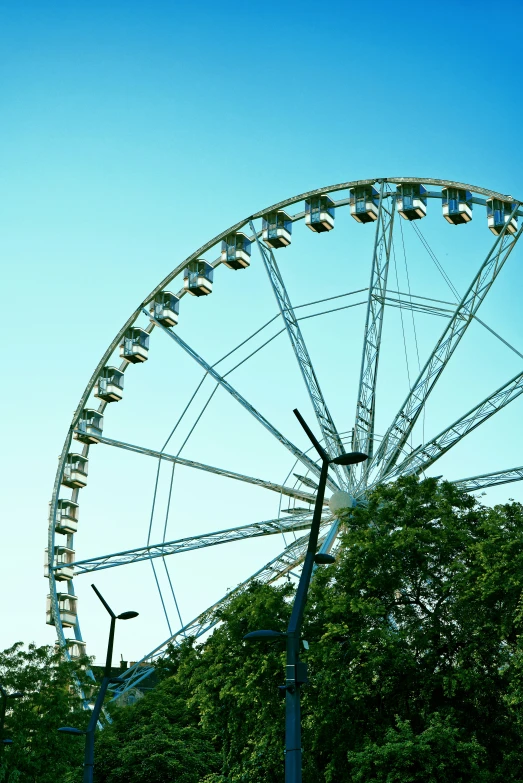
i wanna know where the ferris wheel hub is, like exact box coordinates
[328,490,356,517]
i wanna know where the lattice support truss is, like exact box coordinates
[352,183,395,490]
[250,221,346,486]
[452,466,523,493]
[68,513,317,575]
[371,206,523,479]
[94,434,320,505]
[382,368,523,481]
[108,521,332,699]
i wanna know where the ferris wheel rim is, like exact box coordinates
[47,175,523,688]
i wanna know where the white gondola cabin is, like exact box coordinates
[44,547,75,581]
[150,291,180,326]
[55,499,79,534]
[262,211,292,248]
[74,409,103,444]
[442,188,473,224]
[221,233,252,269]
[64,639,87,660]
[396,184,427,220]
[305,195,335,233]
[94,366,124,402]
[486,198,518,235]
[184,260,213,296]
[46,593,78,627]
[120,327,149,363]
[62,453,88,489]
[349,186,379,223]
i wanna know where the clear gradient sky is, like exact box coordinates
[2,0,523,664]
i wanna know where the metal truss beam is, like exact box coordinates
[95,434,321,505]
[380,294,460,320]
[384,368,523,481]
[371,209,523,479]
[146,309,339,491]
[68,513,317,575]
[250,222,346,486]
[352,183,395,490]
[452,466,523,493]
[108,521,332,699]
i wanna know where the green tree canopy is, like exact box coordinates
[302,476,523,781]
[8,477,523,782]
[97,477,523,781]
[0,642,89,783]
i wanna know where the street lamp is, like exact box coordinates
[58,584,138,783]
[244,408,367,783]
[0,686,23,753]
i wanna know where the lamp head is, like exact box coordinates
[331,452,368,466]
[58,727,85,736]
[10,692,23,699]
[314,553,336,565]
[2,739,13,745]
[243,630,286,641]
[117,611,139,620]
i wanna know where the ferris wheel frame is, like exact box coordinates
[47,176,523,702]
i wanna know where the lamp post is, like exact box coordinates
[244,408,367,783]
[0,685,22,754]
[58,584,138,783]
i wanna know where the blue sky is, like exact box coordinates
[2,0,523,664]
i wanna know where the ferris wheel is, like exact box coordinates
[47,177,523,701]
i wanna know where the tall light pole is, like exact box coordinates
[58,584,138,783]
[244,408,367,783]
[0,685,23,755]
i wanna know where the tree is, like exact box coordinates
[0,642,88,783]
[96,582,292,783]
[93,477,523,782]
[302,476,523,781]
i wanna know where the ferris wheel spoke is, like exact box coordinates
[108,522,332,699]
[250,222,346,485]
[370,209,523,478]
[145,309,339,491]
[95,433,322,504]
[451,466,523,492]
[351,183,395,491]
[382,368,523,481]
[69,513,319,575]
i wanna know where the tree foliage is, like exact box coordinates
[302,476,523,781]
[95,477,523,782]
[0,642,89,783]
[5,477,523,782]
